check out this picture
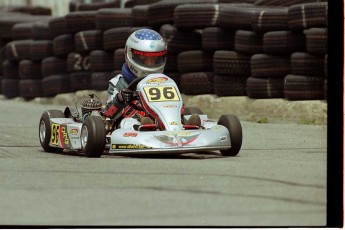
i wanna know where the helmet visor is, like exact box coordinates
[130,49,167,68]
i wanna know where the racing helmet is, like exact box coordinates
[125,29,167,78]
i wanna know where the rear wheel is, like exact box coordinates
[39,110,64,152]
[81,116,106,158]
[218,114,242,156]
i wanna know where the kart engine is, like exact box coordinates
[80,94,102,121]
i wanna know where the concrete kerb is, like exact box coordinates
[5,90,327,125]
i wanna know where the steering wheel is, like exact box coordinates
[126,77,145,111]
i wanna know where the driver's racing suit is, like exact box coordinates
[103,72,145,130]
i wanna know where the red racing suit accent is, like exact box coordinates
[103,74,144,120]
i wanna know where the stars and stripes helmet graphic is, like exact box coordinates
[125,29,167,78]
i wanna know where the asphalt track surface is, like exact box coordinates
[0,99,326,227]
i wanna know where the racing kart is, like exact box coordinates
[39,73,243,158]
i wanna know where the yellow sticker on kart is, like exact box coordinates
[50,123,60,146]
[143,86,180,102]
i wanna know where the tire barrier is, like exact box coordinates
[31,20,54,40]
[167,30,202,54]
[284,74,324,100]
[89,50,114,71]
[1,78,19,98]
[263,31,305,55]
[42,74,71,97]
[174,4,222,30]
[6,40,33,61]
[234,30,263,55]
[70,71,92,91]
[103,27,147,51]
[41,57,68,78]
[180,72,214,95]
[251,7,289,33]
[250,54,290,78]
[70,0,120,12]
[30,40,54,61]
[19,79,42,99]
[11,22,34,40]
[288,2,328,31]
[202,27,235,52]
[131,5,150,26]
[177,51,213,73]
[53,34,75,57]
[113,48,125,71]
[303,27,327,55]
[254,0,323,7]
[67,52,90,73]
[65,11,97,34]
[95,8,132,31]
[91,71,116,90]
[219,4,263,30]
[0,2,327,102]
[2,60,20,79]
[48,16,68,38]
[213,51,251,76]
[290,52,324,76]
[213,74,247,97]
[246,77,284,99]
[19,60,42,79]
[74,30,103,53]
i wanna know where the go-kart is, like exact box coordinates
[39,73,242,158]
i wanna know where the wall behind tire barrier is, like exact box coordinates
[0,0,70,16]
[0,0,328,103]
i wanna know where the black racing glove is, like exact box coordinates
[116,88,133,104]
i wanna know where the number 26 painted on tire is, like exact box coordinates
[144,86,180,102]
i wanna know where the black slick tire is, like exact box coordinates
[217,114,242,157]
[81,116,106,158]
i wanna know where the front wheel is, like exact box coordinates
[81,116,106,158]
[39,110,65,153]
[218,114,242,157]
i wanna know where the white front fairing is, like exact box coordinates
[137,74,183,131]
[108,74,232,154]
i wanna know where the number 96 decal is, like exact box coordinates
[143,86,180,102]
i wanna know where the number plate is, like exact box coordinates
[143,86,180,102]
[50,123,60,146]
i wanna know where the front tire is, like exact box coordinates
[218,114,242,156]
[81,116,106,158]
[39,110,65,152]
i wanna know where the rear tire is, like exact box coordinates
[218,114,242,157]
[39,110,65,152]
[81,116,106,158]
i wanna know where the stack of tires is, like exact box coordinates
[285,2,328,100]
[0,12,51,99]
[0,0,327,102]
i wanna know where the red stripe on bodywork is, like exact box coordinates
[140,92,165,130]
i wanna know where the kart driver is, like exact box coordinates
[103,28,201,130]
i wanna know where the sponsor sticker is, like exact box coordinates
[70,128,78,135]
[112,144,152,149]
[123,132,138,137]
[146,77,169,84]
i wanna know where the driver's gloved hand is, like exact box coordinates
[116,88,133,103]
